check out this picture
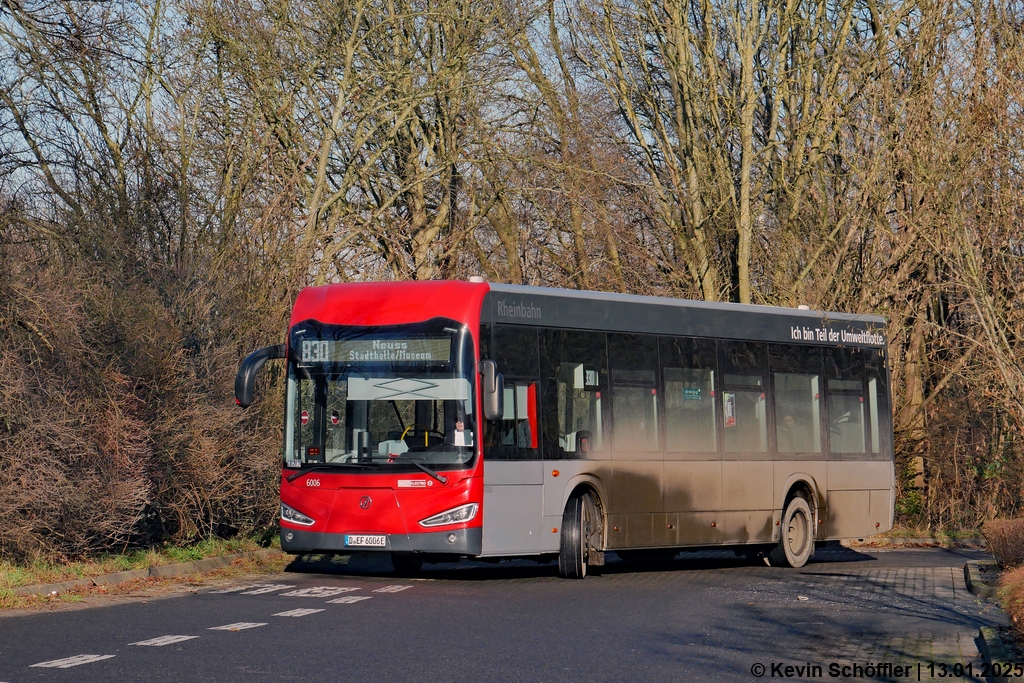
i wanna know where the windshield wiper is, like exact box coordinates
[411,461,448,485]
[285,463,378,483]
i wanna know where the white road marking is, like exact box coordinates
[208,622,267,631]
[131,635,200,646]
[273,608,326,617]
[209,584,269,594]
[280,586,360,597]
[30,654,116,668]
[240,584,295,595]
[373,585,412,593]
[327,595,372,604]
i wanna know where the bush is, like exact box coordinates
[984,519,1024,568]
[0,250,285,563]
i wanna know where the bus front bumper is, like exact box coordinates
[280,527,482,556]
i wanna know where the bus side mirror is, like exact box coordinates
[235,344,286,408]
[481,360,504,421]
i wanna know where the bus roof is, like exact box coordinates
[290,280,489,329]
[290,280,887,350]
[483,283,887,349]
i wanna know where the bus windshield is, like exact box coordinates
[283,318,476,472]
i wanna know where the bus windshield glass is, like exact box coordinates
[284,318,476,472]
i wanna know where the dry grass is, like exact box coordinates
[877,527,982,539]
[0,550,290,611]
[984,519,1024,568]
[0,536,273,591]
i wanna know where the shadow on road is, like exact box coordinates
[283,545,880,581]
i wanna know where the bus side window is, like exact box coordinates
[769,344,823,454]
[540,329,608,459]
[660,336,718,454]
[824,348,867,454]
[865,348,890,457]
[720,341,769,453]
[608,333,660,454]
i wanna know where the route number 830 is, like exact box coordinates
[301,340,330,363]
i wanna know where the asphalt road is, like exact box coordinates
[0,547,1003,683]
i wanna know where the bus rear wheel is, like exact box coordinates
[559,494,597,579]
[769,494,814,568]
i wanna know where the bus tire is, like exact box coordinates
[558,495,595,579]
[391,553,423,576]
[769,494,814,568]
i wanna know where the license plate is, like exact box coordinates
[345,534,387,548]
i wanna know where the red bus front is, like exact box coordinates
[271,282,489,562]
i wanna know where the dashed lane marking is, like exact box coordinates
[208,622,267,631]
[240,584,295,595]
[273,608,326,617]
[210,584,273,594]
[280,586,360,598]
[327,595,372,604]
[30,654,116,668]
[373,585,412,593]
[131,635,200,647]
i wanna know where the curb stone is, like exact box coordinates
[966,561,1000,598]
[978,626,1020,683]
[9,548,282,597]
[92,569,150,586]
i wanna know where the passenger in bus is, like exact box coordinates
[777,412,798,452]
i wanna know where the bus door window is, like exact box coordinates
[770,345,823,454]
[720,342,769,453]
[288,369,326,463]
[495,382,539,449]
[482,324,541,460]
[825,348,867,454]
[540,330,608,459]
[325,379,347,461]
[608,334,660,454]
[490,324,541,376]
[660,337,718,454]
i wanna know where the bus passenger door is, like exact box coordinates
[719,342,775,543]
[481,382,545,555]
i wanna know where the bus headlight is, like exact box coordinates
[419,503,478,528]
[281,503,316,526]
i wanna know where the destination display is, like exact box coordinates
[298,338,451,364]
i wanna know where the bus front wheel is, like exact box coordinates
[769,494,814,568]
[559,494,597,579]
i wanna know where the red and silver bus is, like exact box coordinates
[236,280,894,578]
